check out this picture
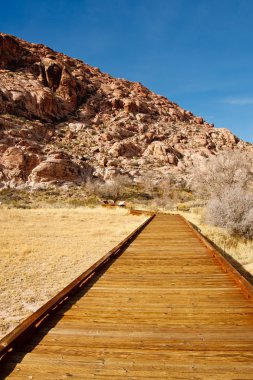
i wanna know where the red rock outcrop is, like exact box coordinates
[28,158,90,185]
[0,33,252,187]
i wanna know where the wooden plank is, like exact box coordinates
[0,214,155,361]
[2,213,253,379]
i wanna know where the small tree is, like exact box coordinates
[139,172,157,196]
[189,152,252,199]
[83,174,132,200]
[97,174,132,200]
[190,152,253,239]
[205,186,253,238]
[83,178,100,197]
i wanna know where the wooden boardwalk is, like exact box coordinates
[2,214,253,379]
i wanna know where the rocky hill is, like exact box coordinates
[0,33,252,188]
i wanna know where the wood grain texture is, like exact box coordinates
[1,214,253,379]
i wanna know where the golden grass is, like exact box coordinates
[177,208,253,276]
[0,207,147,339]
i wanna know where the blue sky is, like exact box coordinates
[1,0,253,142]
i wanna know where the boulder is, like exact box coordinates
[143,142,179,165]
[29,159,91,184]
[109,141,142,158]
[123,99,138,113]
[0,147,40,183]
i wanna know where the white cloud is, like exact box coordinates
[221,97,253,105]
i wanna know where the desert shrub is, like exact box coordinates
[139,172,157,195]
[85,195,100,207]
[84,175,132,200]
[9,201,31,209]
[242,209,253,237]
[205,186,253,238]
[98,175,132,200]
[157,179,172,197]
[136,174,186,209]
[177,202,190,211]
[152,194,175,211]
[83,178,101,197]
[189,152,253,199]
[67,198,87,207]
[97,181,118,199]
[156,176,192,210]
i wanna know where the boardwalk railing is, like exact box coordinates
[0,213,155,362]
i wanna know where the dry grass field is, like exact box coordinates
[0,207,147,340]
[178,209,253,276]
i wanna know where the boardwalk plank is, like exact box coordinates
[2,214,253,379]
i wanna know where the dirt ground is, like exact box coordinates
[0,207,147,340]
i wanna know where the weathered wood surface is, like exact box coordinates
[0,214,154,361]
[2,214,253,379]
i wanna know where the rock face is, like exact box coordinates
[0,33,252,187]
